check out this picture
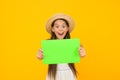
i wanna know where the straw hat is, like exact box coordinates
[46,13,75,34]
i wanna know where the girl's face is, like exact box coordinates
[52,20,69,39]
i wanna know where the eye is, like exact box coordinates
[62,26,65,28]
[55,26,59,28]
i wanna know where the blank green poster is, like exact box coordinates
[41,39,80,64]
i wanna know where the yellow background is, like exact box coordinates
[1,0,120,80]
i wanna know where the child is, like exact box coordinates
[36,13,86,80]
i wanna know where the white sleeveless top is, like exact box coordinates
[46,63,76,80]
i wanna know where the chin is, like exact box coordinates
[58,38,63,39]
[57,37,64,39]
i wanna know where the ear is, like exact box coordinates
[51,28,55,32]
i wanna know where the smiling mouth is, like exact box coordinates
[58,32,64,36]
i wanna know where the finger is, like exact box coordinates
[36,53,44,59]
[38,49,43,53]
[38,48,43,51]
[36,54,41,58]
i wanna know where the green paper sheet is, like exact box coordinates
[41,39,80,64]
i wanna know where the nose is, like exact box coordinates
[58,26,63,31]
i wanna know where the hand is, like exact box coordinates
[36,48,44,60]
[79,45,86,57]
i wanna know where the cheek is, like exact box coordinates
[51,28,55,32]
[65,28,69,32]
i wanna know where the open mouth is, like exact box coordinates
[58,32,64,36]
